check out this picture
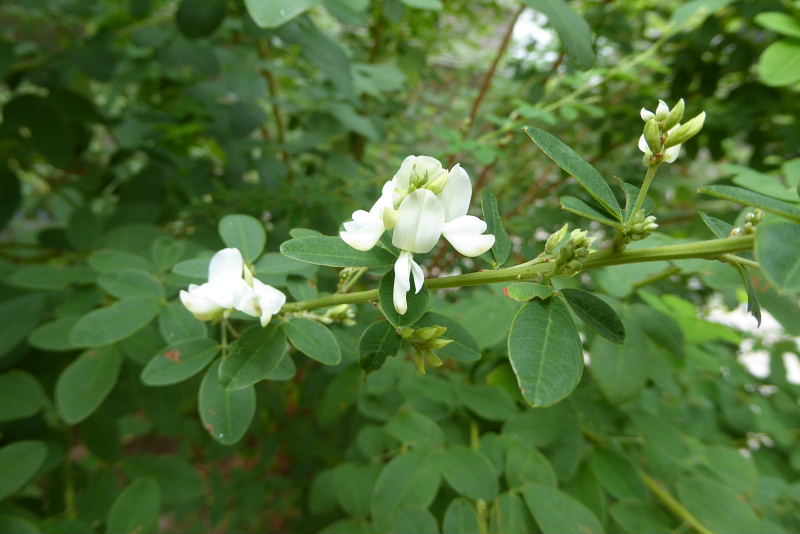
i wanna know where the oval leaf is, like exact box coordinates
[56,346,122,424]
[199,361,256,445]
[758,39,800,87]
[219,325,287,391]
[412,312,481,362]
[280,236,397,267]
[371,450,441,531]
[98,268,164,299]
[106,477,161,534]
[521,483,603,534]
[358,320,402,373]
[379,271,429,327]
[245,0,322,28]
[218,214,266,262]
[71,297,161,347]
[0,441,48,502]
[283,317,341,365]
[141,337,220,386]
[439,445,499,501]
[560,289,625,344]
[444,498,481,534]
[0,371,45,422]
[158,300,207,343]
[756,221,800,291]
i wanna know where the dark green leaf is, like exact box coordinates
[218,214,266,262]
[219,324,287,391]
[385,409,444,449]
[0,371,45,422]
[280,236,397,267]
[333,462,380,518]
[439,445,499,501]
[358,320,402,373]
[561,196,623,228]
[28,314,80,352]
[459,384,517,421]
[56,346,122,424]
[158,300,207,343]
[199,361,256,445]
[284,317,341,365]
[88,249,158,274]
[176,0,226,39]
[245,0,322,28]
[590,321,648,403]
[98,268,165,299]
[123,456,203,504]
[141,337,219,386]
[481,190,511,267]
[371,450,441,530]
[588,448,647,500]
[412,312,480,362]
[379,271,429,327]
[444,498,481,534]
[521,483,603,534]
[699,185,800,223]
[490,492,534,534]
[505,436,557,489]
[106,477,161,534]
[675,475,761,534]
[0,441,48,502]
[150,236,186,271]
[560,289,625,344]
[71,297,161,347]
[0,294,46,358]
[732,263,761,326]
[521,0,595,69]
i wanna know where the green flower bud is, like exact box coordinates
[414,325,447,342]
[665,111,705,148]
[663,98,684,130]
[545,223,569,254]
[430,338,454,350]
[644,118,661,152]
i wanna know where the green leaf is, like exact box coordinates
[588,449,647,500]
[158,300,207,343]
[245,0,322,28]
[398,0,442,9]
[56,346,122,424]
[507,298,584,407]
[379,271,429,327]
[150,236,186,271]
[9,264,94,291]
[0,294,46,358]
[333,462,381,517]
[590,321,648,404]
[458,384,518,422]
[505,436,557,489]
[439,445,499,501]
[218,214,266,262]
[106,477,161,534]
[254,252,318,276]
[609,502,673,534]
[88,249,157,274]
[0,371,45,422]
[756,221,800,291]
[280,236,397,267]
[175,0,226,39]
[444,498,481,534]
[490,492,535,534]
[412,312,481,362]
[758,39,800,86]
[732,263,761,326]
[358,320,402,373]
[560,289,625,344]
[0,441,48,502]
[98,268,164,299]
[371,450,441,530]
[199,361,256,445]
[28,314,80,351]
[561,196,623,228]
[503,282,554,302]
[521,0,595,69]
[676,475,761,534]
[71,297,161,347]
[756,12,800,38]
[385,409,444,449]
[521,484,603,534]
[622,182,655,220]
[698,211,733,238]
[525,127,621,219]
[699,185,800,223]
[123,456,203,504]
[390,506,439,533]
[481,190,511,267]
[141,337,219,386]
[219,324,287,391]
[286,274,319,301]
[283,317,341,365]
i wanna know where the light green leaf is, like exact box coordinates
[371,450,441,530]
[698,211,733,238]
[439,445,499,501]
[379,271,429,327]
[219,325,287,391]
[444,498,481,534]
[398,0,442,9]
[561,196,623,228]
[756,221,800,291]
[71,297,161,347]
[521,0,595,69]
[0,371,45,422]
[481,190,511,267]
[283,317,341,365]
[525,127,621,219]
[280,236,397,267]
[141,337,219,386]
[245,0,322,28]
[732,263,761,326]
[106,477,161,534]
[758,39,800,86]
[507,298,584,407]
[412,312,480,362]
[385,409,444,449]
[521,483,603,534]
[560,289,625,344]
[98,268,164,299]
[590,321,648,403]
[699,185,800,223]
[503,282,554,302]
[756,12,800,38]
[199,361,256,445]
[359,320,402,373]
[0,441,48,502]
[158,300,207,343]
[56,346,122,424]
[218,214,266,262]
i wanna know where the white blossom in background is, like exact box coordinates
[340,156,495,314]
[180,248,286,326]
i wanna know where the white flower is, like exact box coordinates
[640,99,669,122]
[340,156,495,314]
[179,247,286,325]
[638,125,681,163]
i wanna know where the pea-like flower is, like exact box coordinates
[180,248,286,326]
[340,155,495,314]
[638,99,705,165]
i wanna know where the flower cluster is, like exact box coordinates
[180,248,286,327]
[340,156,495,314]
[638,99,705,165]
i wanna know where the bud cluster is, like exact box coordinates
[639,99,706,166]
[399,325,453,373]
[555,229,596,276]
[730,209,764,237]
[621,210,658,244]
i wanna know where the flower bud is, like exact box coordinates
[663,98,684,130]
[430,338,454,350]
[545,223,569,254]
[655,100,669,121]
[414,325,447,342]
[644,119,661,152]
[665,111,705,148]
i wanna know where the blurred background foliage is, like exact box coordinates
[1,0,800,532]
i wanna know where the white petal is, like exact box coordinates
[340,210,385,251]
[439,164,472,221]
[638,134,651,156]
[253,279,286,326]
[393,155,417,191]
[664,144,681,163]
[656,99,669,116]
[414,155,444,175]
[410,257,425,294]
[208,248,244,284]
[205,277,248,309]
[180,285,223,321]
[393,252,412,315]
[442,215,496,257]
[234,286,260,318]
[392,189,445,254]
[640,108,654,121]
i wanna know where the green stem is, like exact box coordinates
[628,163,660,224]
[640,472,715,534]
[280,235,754,312]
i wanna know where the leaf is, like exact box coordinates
[0,166,20,230]
[71,297,162,347]
[459,384,518,422]
[218,324,287,391]
[172,254,213,279]
[755,221,800,291]
[106,477,161,534]
[385,409,444,449]
[758,39,800,87]
[0,294,46,358]
[378,271,429,327]
[390,506,439,533]
[280,236,397,267]
[590,321,648,404]
[505,436,557,489]
[521,0,595,69]
[525,127,621,219]
[150,236,186,271]
[732,263,761,326]
[439,445,499,501]
[676,475,761,534]
[560,289,625,344]
[490,492,535,534]
[698,211,733,238]
[699,185,800,223]
[141,337,219,386]
[333,462,380,518]
[588,449,647,500]
[412,312,481,362]
[444,498,481,534]
[371,450,441,530]
[158,300,207,343]
[561,195,623,228]
[358,320,402,373]
[9,264,94,290]
[283,317,341,365]
[503,282,554,302]
[254,252,318,276]
[521,483,603,534]
[98,268,165,299]
[398,0,442,9]
[0,441,48,502]
[244,0,322,28]
[199,361,256,445]
[481,190,511,267]
[123,456,203,504]
[218,214,266,262]
[756,12,800,38]
[56,346,122,424]
[28,314,80,352]
[88,249,157,274]
[507,298,584,407]
[0,371,45,422]
[175,0,226,39]
[622,182,655,220]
